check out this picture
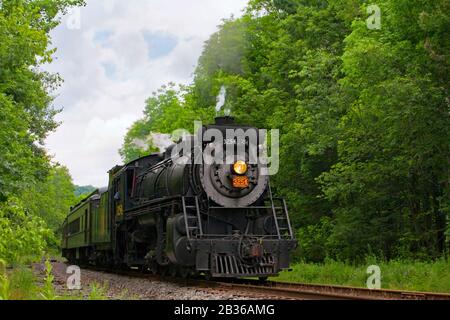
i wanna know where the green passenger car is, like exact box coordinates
[62,187,112,262]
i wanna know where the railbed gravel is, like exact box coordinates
[33,262,258,300]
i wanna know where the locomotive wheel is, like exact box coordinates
[148,263,158,275]
[204,272,212,281]
[169,266,178,278]
[179,267,191,279]
[160,266,169,277]
[114,262,129,271]
[140,265,150,274]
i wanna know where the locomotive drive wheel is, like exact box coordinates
[160,266,169,277]
[179,267,193,279]
[148,263,159,275]
[169,266,178,277]
[204,272,212,281]
[114,262,129,271]
[140,265,150,274]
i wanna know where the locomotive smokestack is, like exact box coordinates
[215,116,235,125]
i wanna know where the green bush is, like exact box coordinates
[0,259,10,300]
[0,198,51,265]
[294,217,333,263]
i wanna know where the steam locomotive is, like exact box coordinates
[62,117,297,279]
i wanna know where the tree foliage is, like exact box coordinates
[120,83,214,163]
[0,0,85,200]
[320,0,450,260]
[0,198,51,265]
[74,185,96,198]
[21,164,77,232]
[0,0,85,264]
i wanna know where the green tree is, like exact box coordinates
[0,0,85,201]
[0,0,85,264]
[21,164,77,232]
[192,18,247,111]
[120,83,213,163]
[0,197,51,265]
[320,0,450,260]
[74,185,96,197]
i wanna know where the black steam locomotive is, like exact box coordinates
[62,117,297,279]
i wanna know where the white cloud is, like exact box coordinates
[45,0,248,187]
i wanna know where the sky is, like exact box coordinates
[44,0,248,188]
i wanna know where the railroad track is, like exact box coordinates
[83,265,450,300]
[206,279,450,300]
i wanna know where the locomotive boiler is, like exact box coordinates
[62,117,297,279]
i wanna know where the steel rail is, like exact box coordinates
[218,279,450,300]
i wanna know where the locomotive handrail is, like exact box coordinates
[181,197,191,240]
[131,195,181,210]
[282,198,295,240]
[268,180,281,240]
[194,196,203,235]
[182,196,204,239]
[138,157,173,178]
[189,234,283,240]
[207,206,285,210]
[267,181,295,240]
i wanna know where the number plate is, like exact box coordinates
[232,176,249,188]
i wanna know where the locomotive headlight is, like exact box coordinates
[233,160,248,175]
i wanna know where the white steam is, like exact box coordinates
[131,138,149,150]
[130,130,192,155]
[150,133,174,153]
[215,85,230,115]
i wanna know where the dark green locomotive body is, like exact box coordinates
[139,159,191,200]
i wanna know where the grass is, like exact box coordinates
[0,258,113,300]
[8,266,39,300]
[274,258,450,293]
